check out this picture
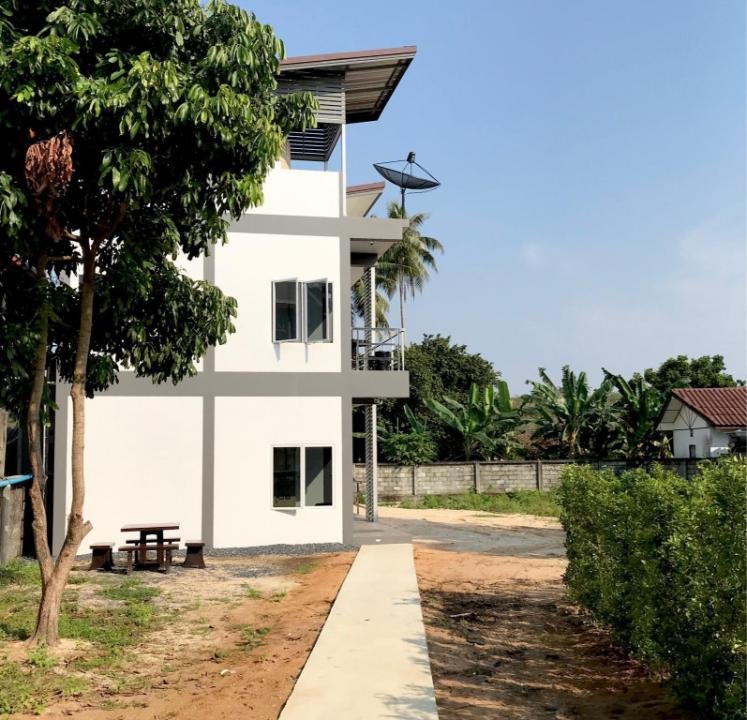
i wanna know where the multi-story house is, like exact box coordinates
[50,46,416,552]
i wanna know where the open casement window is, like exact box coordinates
[272,280,300,342]
[304,280,333,343]
[272,445,333,508]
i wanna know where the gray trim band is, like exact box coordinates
[229,212,406,241]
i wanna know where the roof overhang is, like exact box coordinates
[278,46,416,162]
[346,181,385,217]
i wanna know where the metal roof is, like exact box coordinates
[280,46,416,123]
[657,387,747,430]
[278,46,416,162]
[346,182,385,217]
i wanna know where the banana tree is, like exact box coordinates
[603,370,668,458]
[425,381,518,460]
[526,367,612,458]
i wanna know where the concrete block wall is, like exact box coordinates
[353,459,704,499]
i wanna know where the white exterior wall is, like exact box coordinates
[214,232,341,373]
[670,409,732,458]
[213,396,343,547]
[248,167,340,217]
[57,167,352,552]
[70,397,204,548]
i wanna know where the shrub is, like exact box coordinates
[379,428,437,465]
[558,457,746,719]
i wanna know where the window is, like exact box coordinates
[272,280,300,342]
[273,445,333,508]
[304,281,333,342]
[689,444,697,459]
[271,279,332,343]
[305,446,333,506]
[273,447,301,507]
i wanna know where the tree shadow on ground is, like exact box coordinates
[420,581,691,720]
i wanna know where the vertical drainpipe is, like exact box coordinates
[363,265,378,522]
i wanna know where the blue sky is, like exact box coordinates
[242,0,746,391]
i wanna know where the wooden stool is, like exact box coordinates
[183,541,206,569]
[89,542,115,571]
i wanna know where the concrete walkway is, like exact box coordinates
[279,542,438,720]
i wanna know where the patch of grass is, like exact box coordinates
[269,590,286,603]
[0,558,40,586]
[27,646,55,670]
[102,578,160,603]
[61,675,88,697]
[398,489,560,517]
[294,560,317,575]
[237,625,271,651]
[243,585,263,599]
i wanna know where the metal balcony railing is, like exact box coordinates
[351,327,405,371]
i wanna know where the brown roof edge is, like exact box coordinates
[669,387,747,429]
[346,181,385,195]
[281,46,417,68]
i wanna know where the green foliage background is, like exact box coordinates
[558,458,747,719]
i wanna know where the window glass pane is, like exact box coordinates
[273,447,300,507]
[274,281,297,341]
[305,281,328,342]
[304,447,332,506]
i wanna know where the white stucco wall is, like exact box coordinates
[68,396,204,548]
[670,409,732,458]
[213,396,343,548]
[214,232,341,372]
[248,167,341,217]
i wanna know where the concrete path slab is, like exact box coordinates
[279,543,438,720]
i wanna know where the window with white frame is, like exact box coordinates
[272,279,332,343]
[273,445,333,508]
[304,280,333,342]
[272,280,300,342]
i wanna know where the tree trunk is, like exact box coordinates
[26,267,54,589]
[30,252,94,646]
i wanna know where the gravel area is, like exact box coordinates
[206,542,358,557]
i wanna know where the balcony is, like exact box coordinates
[351,327,405,371]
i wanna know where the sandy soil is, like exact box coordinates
[17,552,354,720]
[374,508,688,720]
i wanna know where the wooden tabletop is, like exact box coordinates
[120,522,180,532]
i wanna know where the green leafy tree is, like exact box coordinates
[379,335,499,459]
[0,0,315,645]
[377,201,443,331]
[642,355,744,397]
[379,406,437,465]
[603,370,668,459]
[526,367,612,458]
[425,381,518,460]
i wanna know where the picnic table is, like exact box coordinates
[120,522,180,573]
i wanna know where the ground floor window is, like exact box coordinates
[273,445,333,508]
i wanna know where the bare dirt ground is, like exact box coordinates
[15,552,354,720]
[376,507,688,720]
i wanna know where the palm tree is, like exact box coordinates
[377,201,443,331]
[526,367,612,458]
[351,280,389,327]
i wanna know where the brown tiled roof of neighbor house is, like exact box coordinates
[671,387,747,429]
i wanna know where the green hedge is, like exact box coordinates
[558,457,746,719]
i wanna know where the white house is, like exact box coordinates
[50,46,417,552]
[657,387,747,458]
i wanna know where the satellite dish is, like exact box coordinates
[373,151,440,212]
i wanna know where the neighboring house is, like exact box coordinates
[657,387,747,458]
[51,46,416,552]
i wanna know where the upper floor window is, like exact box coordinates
[272,280,300,342]
[305,280,333,343]
[272,279,332,344]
